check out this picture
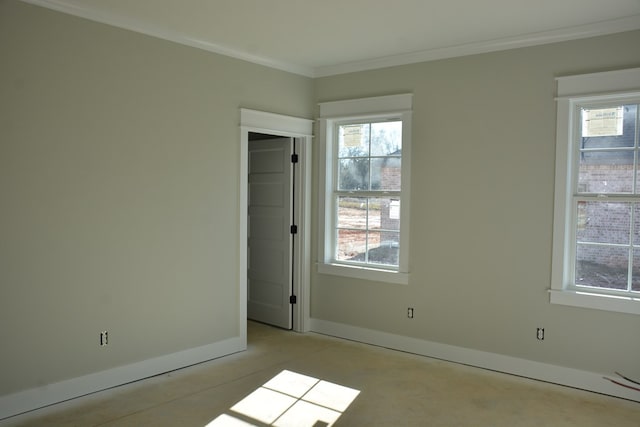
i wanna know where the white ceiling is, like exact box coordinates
[22,0,640,77]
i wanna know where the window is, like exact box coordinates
[551,68,640,314]
[318,94,412,284]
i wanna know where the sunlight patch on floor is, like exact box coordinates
[205,370,360,427]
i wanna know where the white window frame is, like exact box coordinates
[551,68,640,315]
[318,94,412,285]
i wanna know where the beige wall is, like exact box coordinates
[0,0,312,397]
[2,0,640,407]
[312,31,640,376]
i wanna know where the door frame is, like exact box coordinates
[239,109,313,339]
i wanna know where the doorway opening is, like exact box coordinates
[247,133,295,329]
[239,109,313,339]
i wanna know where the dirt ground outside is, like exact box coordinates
[576,260,640,291]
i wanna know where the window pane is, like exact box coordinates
[338,159,369,190]
[580,104,636,147]
[577,104,637,194]
[367,231,399,266]
[338,124,369,157]
[634,203,640,246]
[331,114,407,270]
[368,198,400,232]
[336,229,366,261]
[578,152,634,193]
[575,244,629,290]
[575,201,630,245]
[337,197,366,229]
[335,197,401,267]
[371,157,401,191]
[370,121,402,156]
[633,248,640,292]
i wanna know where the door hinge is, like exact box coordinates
[290,225,298,234]
[291,153,299,163]
[290,295,297,304]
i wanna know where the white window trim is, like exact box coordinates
[551,68,640,315]
[318,94,412,285]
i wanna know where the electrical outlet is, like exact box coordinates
[536,328,544,341]
[407,307,414,318]
[100,331,109,346]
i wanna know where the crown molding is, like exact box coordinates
[19,0,316,77]
[313,14,640,77]
[19,1,640,78]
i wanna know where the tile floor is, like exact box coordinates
[2,321,640,426]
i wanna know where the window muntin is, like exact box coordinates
[570,101,640,296]
[333,120,402,269]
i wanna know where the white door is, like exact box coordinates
[247,137,294,329]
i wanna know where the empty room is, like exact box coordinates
[2,0,640,425]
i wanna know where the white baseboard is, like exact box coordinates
[309,318,640,402]
[0,336,245,421]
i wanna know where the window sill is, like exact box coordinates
[549,289,640,315]
[317,262,409,285]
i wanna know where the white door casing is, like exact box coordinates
[239,109,313,341]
